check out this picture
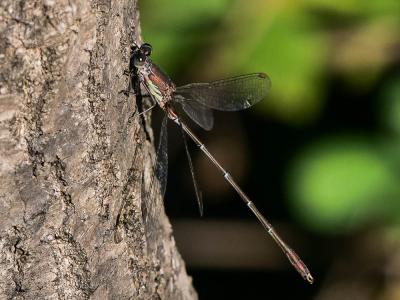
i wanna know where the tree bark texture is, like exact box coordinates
[0,1,197,299]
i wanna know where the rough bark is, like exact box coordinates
[0,1,197,299]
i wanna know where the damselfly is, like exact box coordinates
[131,42,313,284]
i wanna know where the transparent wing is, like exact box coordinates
[174,73,271,111]
[176,113,204,216]
[139,116,168,252]
[174,95,214,131]
[155,116,168,198]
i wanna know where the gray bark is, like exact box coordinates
[0,1,197,299]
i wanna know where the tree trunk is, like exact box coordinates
[0,1,197,299]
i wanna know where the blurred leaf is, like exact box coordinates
[330,17,400,90]
[140,0,230,74]
[305,0,400,16]
[191,4,329,124]
[141,0,229,29]
[287,137,400,233]
[247,11,328,124]
[381,77,400,135]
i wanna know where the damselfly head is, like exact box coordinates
[133,51,147,68]
[132,43,152,68]
[140,43,152,56]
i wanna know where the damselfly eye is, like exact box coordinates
[133,52,147,67]
[140,43,152,56]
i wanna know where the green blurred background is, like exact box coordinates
[139,0,400,299]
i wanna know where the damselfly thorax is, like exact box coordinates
[135,53,175,110]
